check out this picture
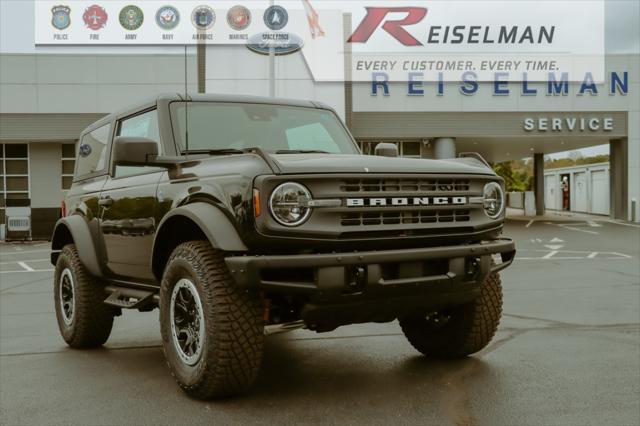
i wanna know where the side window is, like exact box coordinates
[76,124,110,178]
[114,109,162,178]
[285,122,341,153]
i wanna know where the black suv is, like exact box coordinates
[51,94,515,399]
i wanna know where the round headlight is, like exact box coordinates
[483,182,504,219]
[269,182,312,226]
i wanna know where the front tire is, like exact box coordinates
[54,244,114,348]
[399,272,503,358]
[159,241,264,399]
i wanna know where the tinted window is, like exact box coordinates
[114,110,162,178]
[76,124,110,177]
[170,102,358,154]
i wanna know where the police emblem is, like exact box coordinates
[227,5,251,31]
[119,5,144,31]
[191,5,215,30]
[83,4,108,31]
[156,5,180,30]
[263,5,288,31]
[51,5,71,30]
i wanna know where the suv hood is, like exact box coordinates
[269,154,495,176]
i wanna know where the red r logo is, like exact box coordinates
[348,7,427,46]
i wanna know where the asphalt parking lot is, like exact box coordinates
[1,218,639,426]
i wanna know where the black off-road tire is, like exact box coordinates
[399,272,503,358]
[159,241,264,399]
[54,244,114,348]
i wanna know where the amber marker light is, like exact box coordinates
[253,188,261,218]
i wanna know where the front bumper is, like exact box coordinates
[226,238,515,293]
[226,239,515,330]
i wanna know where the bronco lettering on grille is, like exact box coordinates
[346,196,468,207]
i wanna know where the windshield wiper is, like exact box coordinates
[274,149,330,154]
[181,148,247,156]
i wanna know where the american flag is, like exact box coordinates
[302,0,325,38]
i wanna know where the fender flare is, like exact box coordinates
[50,215,103,277]
[152,202,248,258]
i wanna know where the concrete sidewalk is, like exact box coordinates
[506,207,639,226]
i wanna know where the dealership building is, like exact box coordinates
[1,4,639,239]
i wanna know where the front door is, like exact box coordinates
[98,109,165,282]
[573,172,588,212]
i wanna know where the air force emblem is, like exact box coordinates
[51,5,71,30]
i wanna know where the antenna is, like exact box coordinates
[184,45,189,153]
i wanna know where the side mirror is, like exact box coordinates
[112,137,159,167]
[374,142,398,157]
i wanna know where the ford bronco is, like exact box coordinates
[51,94,515,399]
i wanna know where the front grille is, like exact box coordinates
[340,178,470,193]
[341,209,471,226]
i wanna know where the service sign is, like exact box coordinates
[34,1,604,83]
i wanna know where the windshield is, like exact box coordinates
[170,102,359,154]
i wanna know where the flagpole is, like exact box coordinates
[268,0,275,98]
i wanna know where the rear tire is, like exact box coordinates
[54,244,114,348]
[399,272,502,358]
[159,241,264,399]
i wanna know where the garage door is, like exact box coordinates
[590,170,609,215]
[573,172,588,212]
[545,175,558,210]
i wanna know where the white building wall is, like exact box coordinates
[0,53,198,114]
[204,46,345,120]
[544,163,611,215]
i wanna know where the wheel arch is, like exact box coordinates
[151,202,248,281]
[50,216,103,277]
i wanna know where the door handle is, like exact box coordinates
[98,196,114,207]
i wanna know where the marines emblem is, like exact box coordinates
[156,5,180,30]
[119,5,144,31]
[51,5,71,30]
[191,5,215,30]
[227,5,251,31]
[83,5,108,31]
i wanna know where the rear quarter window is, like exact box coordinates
[75,124,110,179]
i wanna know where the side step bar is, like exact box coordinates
[104,285,158,311]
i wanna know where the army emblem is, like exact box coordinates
[51,5,71,30]
[119,5,144,30]
[263,5,288,31]
[191,5,215,30]
[83,4,108,31]
[156,5,180,30]
[227,5,251,31]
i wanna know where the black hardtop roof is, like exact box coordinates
[83,93,331,134]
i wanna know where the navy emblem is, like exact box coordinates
[156,5,180,30]
[79,144,92,157]
[191,5,215,30]
[264,5,288,31]
[119,5,144,31]
[51,5,71,30]
[227,5,251,31]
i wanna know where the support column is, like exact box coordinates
[533,153,545,216]
[433,137,456,159]
[609,138,628,220]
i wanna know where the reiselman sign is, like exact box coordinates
[34,1,605,84]
[347,0,604,82]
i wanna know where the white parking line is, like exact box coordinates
[557,224,599,235]
[0,249,50,256]
[0,268,53,274]
[587,252,598,259]
[17,262,34,272]
[525,219,534,228]
[542,251,558,259]
[0,258,48,265]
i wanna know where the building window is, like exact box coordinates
[61,143,76,190]
[359,140,422,158]
[0,143,30,224]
